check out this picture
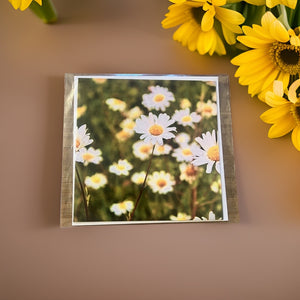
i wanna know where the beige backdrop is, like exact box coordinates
[1,1,300,299]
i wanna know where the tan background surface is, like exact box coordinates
[1,1,300,299]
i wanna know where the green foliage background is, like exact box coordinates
[75,77,223,222]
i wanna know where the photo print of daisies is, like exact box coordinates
[73,75,228,224]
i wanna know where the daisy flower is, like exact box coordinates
[120,118,136,131]
[110,200,134,216]
[131,171,147,185]
[132,141,153,160]
[147,171,175,194]
[196,100,218,118]
[170,212,191,221]
[9,0,41,10]
[175,132,191,145]
[161,0,245,56]
[125,106,143,119]
[211,178,222,193]
[172,143,198,162]
[106,98,126,112]
[179,163,198,184]
[75,124,93,151]
[180,98,192,109]
[153,144,172,156]
[201,211,222,221]
[231,12,300,98]
[260,79,300,151]
[173,108,201,127]
[115,129,134,142]
[76,105,87,119]
[92,78,107,84]
[192,130,220,173]
[142,86,175,111]
[76,147,103,166]
[134,113,176,145]
[84,173,107,190]
[109,159,133,176]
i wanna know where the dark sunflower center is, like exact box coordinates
[291,103,300,125]
[280,49,299,65]
[270,42,300,75]
[191,7,205,26]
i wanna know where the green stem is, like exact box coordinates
[128,145,156,221]
[75,166,89,221]
[29,0,57,24]
[277,5,291,30]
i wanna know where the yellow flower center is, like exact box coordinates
[181,115,192,123]
[203,106,213,113]
[207,145,219,161]
[76,138,80,149]
[117,164,125,171]
[140,145,152,153]
[157,179,167,188]
[92,176,101,183]
[153,94,165,102]
[185,165,197,176]
[82,153,95,161]
[113,99,123,105]
[116,130,131,140]
[182,148,192,156]
[157,145,165,153]
[270,42,300,75]
[119,202,126,210]
[149,124,164,136]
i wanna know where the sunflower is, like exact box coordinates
[231,12,300,98]
[227,0,296,9]
[260,80,300,151]
[161,0,245,55]
[9,0,42,10]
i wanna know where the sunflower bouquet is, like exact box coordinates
[162,0,300,151]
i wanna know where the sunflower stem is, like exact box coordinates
[129,145,156,221]
[277,5,291,30]
[29,0,57,24]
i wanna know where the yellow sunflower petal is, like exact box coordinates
[270,20,289,42]
[266,0,296,9]
[215,7,244,26]
[261,12,277,29]
[268,117,296,138]
[187,26,201,51]
[243,25,275,42]
[9,0,21,9]
[214,31,226,55]
[231,48,267,65]
[237,35,271,48]
[264,91,289,107]
[261,69,280,90]
[221,24,237,45]
[291,126,300,151]
[260,104,291,124]
[20,0,33,10]
[288,79,300,104]
[277,72,290,91]
[201,10,215,32]
[235,57,273,77]
[162,6,191,28]
[197,30,214,55]
[35,0,42,5]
